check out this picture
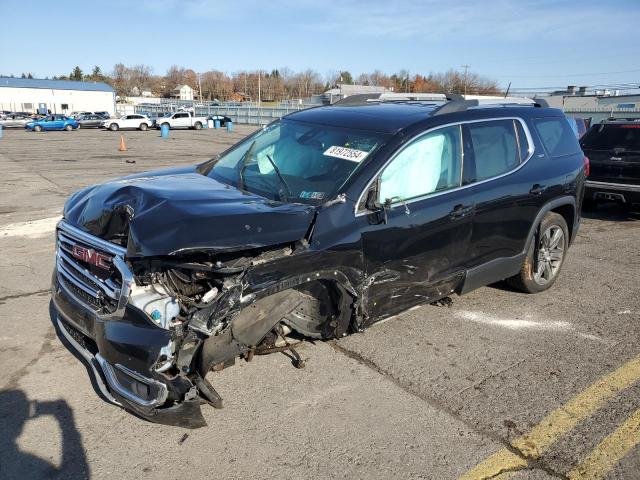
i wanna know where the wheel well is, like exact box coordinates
[550,204,575,241]
[281,279,354,339]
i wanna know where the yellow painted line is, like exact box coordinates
[567,407,640,480]
[459,353,640,480]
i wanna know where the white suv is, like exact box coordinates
[102,114,152,131]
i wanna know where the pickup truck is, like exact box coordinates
[155,111,207,130]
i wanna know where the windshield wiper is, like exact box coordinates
[237,141,257,191]
[265,154,293,202]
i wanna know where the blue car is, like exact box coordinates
[26,114,79,132]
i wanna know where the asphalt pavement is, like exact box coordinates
[1,127,639,479]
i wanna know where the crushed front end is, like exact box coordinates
[52,220,249,428]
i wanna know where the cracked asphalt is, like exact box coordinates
[1,128,639,479]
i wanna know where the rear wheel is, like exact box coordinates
[139,123,148,131]
[109,123,119,131]
[507,212,568,293]
[194,121,202,130]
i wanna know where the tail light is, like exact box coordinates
[583,155,590,177]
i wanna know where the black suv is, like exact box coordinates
[581,119,640,208]
[52,98,586,427]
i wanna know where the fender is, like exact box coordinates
[523,195,577,254]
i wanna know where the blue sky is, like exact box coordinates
[1,0,639,90]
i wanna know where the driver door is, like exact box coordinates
[359,124,474,321]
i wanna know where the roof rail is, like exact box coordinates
[432,99,479,116]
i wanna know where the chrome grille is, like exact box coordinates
[56,221,132,317]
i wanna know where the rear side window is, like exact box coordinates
[467,119,520,181]
[580,124,640,151]
[533,117,581,157]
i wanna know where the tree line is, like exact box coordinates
[7,65,501,101]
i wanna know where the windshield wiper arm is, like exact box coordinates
[265,154,293,202]
[237,140,257,191]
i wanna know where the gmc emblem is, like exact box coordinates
[71,244,112,270]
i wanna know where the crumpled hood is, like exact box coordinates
[63,165,316,257]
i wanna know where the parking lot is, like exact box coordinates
[1,127,639,479]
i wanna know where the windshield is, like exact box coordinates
[581,124,640,152]
[206,119,388,204]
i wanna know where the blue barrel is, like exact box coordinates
[214,119,220,129]
[0,125,3,140]
[226,121,233,133]
[160,124,169,138]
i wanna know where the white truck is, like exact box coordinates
[155,111,207,130]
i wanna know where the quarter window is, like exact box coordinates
[534,117,581,157]
[467,120,520,181]
[378,125,462,203]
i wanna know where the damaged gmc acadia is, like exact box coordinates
[52,96,587,427]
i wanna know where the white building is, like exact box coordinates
[171,84,194,101]
[0,77,116,115]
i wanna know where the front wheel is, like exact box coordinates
[139,123,148,131]
[64,124,73,131]
[109,123,119,131]
[33,125,42,132]
[507,212,568,293]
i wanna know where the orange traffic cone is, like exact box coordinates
[119,135,127,152]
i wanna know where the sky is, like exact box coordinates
[1,0,639,91]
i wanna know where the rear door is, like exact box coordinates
[581,123,640,185]
[463,118,541,270]
[360,124,473,320]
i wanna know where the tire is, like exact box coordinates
[34,125,42,132]
[194,121,202,130]
[109,123,119,131]
[161,122,170,130]
[507,212,569,293]
[139,123,148,131]
[64,124,73,131]
[76,123,81,129]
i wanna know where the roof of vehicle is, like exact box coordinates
[286,101,561,134]
[598,118,640,124]
[0,77,114,92]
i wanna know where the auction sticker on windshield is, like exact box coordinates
[323,145,369,162]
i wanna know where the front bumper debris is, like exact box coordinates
[52,220,209,428]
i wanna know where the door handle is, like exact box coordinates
[529,184,547,195]
[449,204,473,219]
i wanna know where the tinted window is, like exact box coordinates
[533,117,581,157]
[175,113,189,118]
[379,125,462,203]
[580,124,640,151]
[467,120,519,181]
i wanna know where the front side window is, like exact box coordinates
[378,125,462,203]
[467,119,520,181]
[206,119,388,204]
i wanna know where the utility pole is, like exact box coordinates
[257,69,261,108]
[461,64,470,96]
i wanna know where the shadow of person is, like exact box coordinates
[0,389,90,480]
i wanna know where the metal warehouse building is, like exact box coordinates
[0,77,115,115]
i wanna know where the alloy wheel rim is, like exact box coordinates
[533,226,564,285]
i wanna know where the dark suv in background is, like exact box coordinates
[581,119,640,209]
[52,96,587,427]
